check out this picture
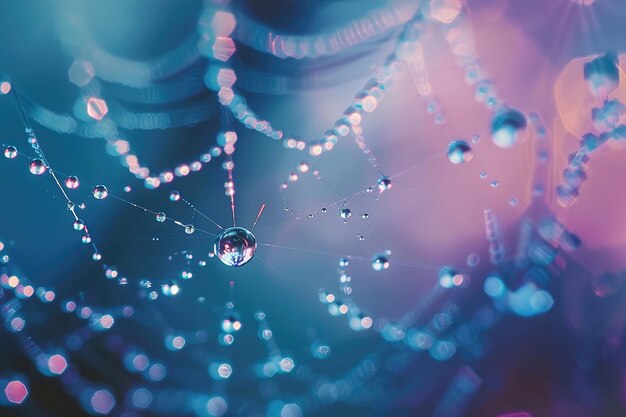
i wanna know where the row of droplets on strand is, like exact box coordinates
[4,114,446,295]
[0,129,506,417]
[0,76,228,194]
[270,3,533,225]
[0,127,239,294]
[0,242,329,417]
[3,118,268,304]
[3,230,443,416]
[204,0,529,161]
[5,0,534,287]
[555,53,626,207]
[4,0,525,196]
[399,10,533,198]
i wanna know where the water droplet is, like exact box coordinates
[92,185,108,199]
[438,266,459,288]
[214,227,257,267]
[0,80,11,95]
[73,219,85,231]
[210,146,222,157]
[161,281,180,296]
[467,253,480,267]
[377,176,392,192]
[490,108,528,148]
[261,329,272,340]
[312,342,332,359]
[480,171,487,179]
[92,252,102,261]
[123,186,131,192]
[339,258,349,267]
[105,267,118,279]
[4,146,17,159]
[361,213,369,219]
[169,191,181,202]
[447,140,473,164]
[81,235,91,244]
[65,176,80,189]
[297,161,310,173]
[156,212,166,222]
[490,179,499,188]
[371,254,390,271]
[185,225,195,234]
[591,271,621,297]
[29,159,47,175]
[509,197,519,206]
[321,207,327,213]
[340,208,352,219]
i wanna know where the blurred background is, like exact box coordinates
[1,0,626,416]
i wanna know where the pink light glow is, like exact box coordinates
[86,97,108,121]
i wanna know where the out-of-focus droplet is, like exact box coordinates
[430,0,463,24]
[86,97,108,121]
[447,140,473,164]
[467,253,480,267]
[297,161,310,173]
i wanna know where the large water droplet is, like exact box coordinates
[214,227,257,267]
[447,140,473,164]
[490,108,527,148]
[29,159,47,175]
